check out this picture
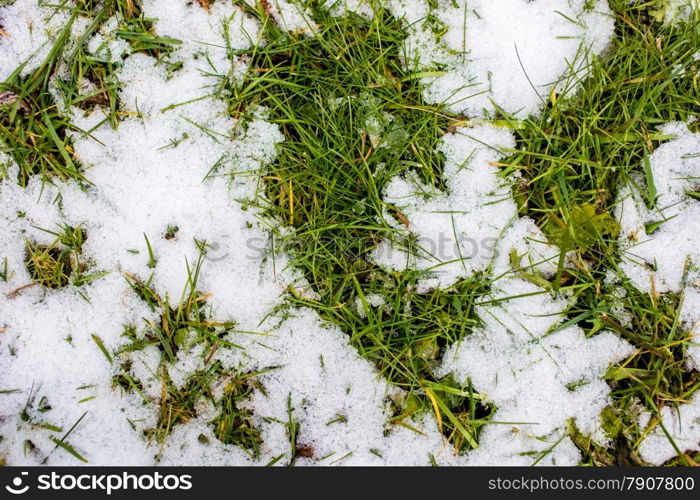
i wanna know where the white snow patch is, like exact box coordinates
[615,122,700,369]
[326,0,375,19]
[662,0,699,23]
[87,15,131,63]
[438,219,635,465]
[354,293,387,318]
[638,392,700,465]
[0,0,71,81]
[266,0,317,34]
[388,0,615,118]
[373,122,518,292]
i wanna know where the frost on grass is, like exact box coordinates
[616,123,700,370]
[437,219,634,465]
[387,0,615,118]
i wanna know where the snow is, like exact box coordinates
[615,122,700,370]
[438,218,635,465]
[265,0,317,35]
[0,0,688,467]
[371,0,617,287]
[0,176,158,464]
[190,308,447,466]
[638,392,700,465]
[326,0,375,19]
[387,0,615,119]
[372,123,518,292]
[351,101,635,464]
[663,0,699,23]
[87,15,131,63]
[0,0,71,81]
[354,293,387,318]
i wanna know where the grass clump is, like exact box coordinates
[109,243,265,457]
[21,224,101,291]
[24,241,73,289]
[0,11,83,186]
[144,362,263,459]
[119,245,237,362]
[231,0,450,236]
[210,370,264,455]
[230,0,495,451]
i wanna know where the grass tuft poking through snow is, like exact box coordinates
[500,1,700,465]
[0,9,83,185]
[231,1,507,449]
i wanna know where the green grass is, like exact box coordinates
[108,242,266,457]
[0,0,180,185]
[229,0,498,451]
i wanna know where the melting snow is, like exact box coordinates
[0,0,693,466]
[616,122,700,370]
[638,392,700,465]
[388,0,615,119]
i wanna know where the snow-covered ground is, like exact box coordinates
[0,0,698,466]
